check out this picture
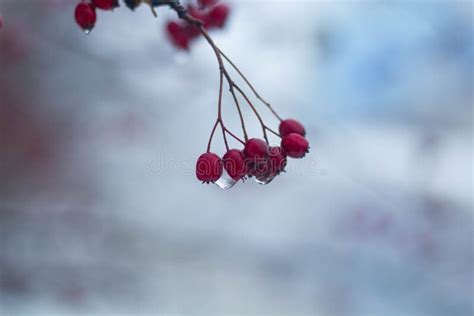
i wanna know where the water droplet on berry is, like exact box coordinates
[214,170,237,190]
[255,174,275,185]
[83,29,91,35]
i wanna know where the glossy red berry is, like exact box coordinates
[281,133,309,158]
[92,0,119,10]
[196,152,223,183]
[244,138,269,177]
[75,2,97,32]
[279,119,306,138]
[244,138,269,161]
[205,4,230,28]
[198,0,219,8]
[166,21,190,50]
[223,149,247,181]
[268,146,287,176]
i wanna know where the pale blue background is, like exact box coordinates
[1,0,472,315]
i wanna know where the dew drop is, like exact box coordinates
[83,29,91,35]
[215,170,237,190]
[255,174,275,185]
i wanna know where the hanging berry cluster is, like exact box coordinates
[74,0,228,38]
[73,0,310,189]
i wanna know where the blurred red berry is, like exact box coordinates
[205,4,230,28]
[92,0,118,10]
[187,4,206,20]
[198,0,219,9]
[185,25,201,39]
[74,2,97,32]
[196,152,223,183]
[223,149,247,181]
[279,119,306,138]
[166,21,190,50]
[185,6,204,38]
[281,133,309,158]
[268,146,287,176]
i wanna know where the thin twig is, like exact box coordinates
[224,128,245,145]
[223,70,248,141]
[233,84,270,144]
[219,49,283,122]
[174,6,281,149]
[207,119,219,152]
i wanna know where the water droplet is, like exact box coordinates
[83,29,91,35]
[255,174,275,185]
[215,170,237,190]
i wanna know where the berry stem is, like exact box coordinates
[223,71,248,141]
[183,21,230,151]
[178,10,244,150]
[218,49,283,122]
[197,25,230,151]
[266,126,282,138]
[144,0,158,16]
[168,2,281,148]
[207,119,219,152]
[224,128,246,145]
[233,84,270,144]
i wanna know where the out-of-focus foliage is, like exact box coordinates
[1,1,472,315]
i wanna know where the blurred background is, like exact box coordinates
[1,0,473,315]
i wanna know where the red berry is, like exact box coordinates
[196,152,223,183]
[268,146,287,176]
[244,138,269,177]
[75,2,97,32]
[281,133,309,158]
[198,0,219,8]
[223,149,247,181]
[92,0,119,10]
[279,119,306,138]
[187,4,207,20]
[166,21,190,50]
[205,4,230,28]
[244,138,268,161]
[185,25,201,39]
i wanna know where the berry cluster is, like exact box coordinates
[166,1,230,50]
[74,0,229,50]
[73,0,311,189]
[196,120,309,188]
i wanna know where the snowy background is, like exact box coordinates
[1,0,473,315]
